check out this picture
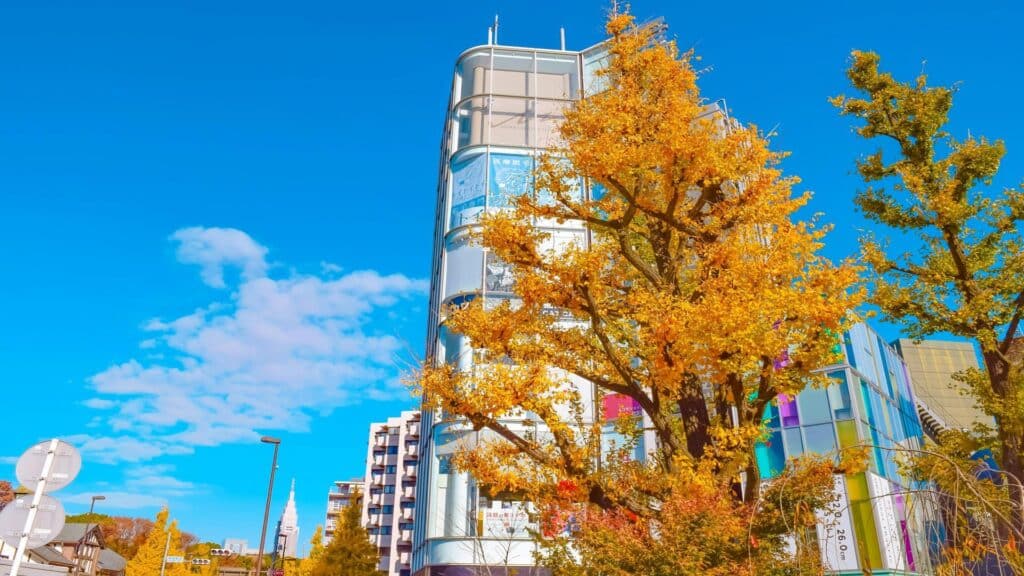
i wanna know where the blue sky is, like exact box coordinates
[1,0,1021,552]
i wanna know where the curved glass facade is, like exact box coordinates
[412,43,588,576]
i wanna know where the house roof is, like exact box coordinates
[29,546,74,567]
[53,524,103,546]
[98,549,126,572]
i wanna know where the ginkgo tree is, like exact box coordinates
[833,50,1024,560]
[415,7,859,573]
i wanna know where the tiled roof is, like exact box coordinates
[29,546,74,567]
[98,549,126,572]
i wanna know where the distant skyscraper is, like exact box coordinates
[274,479,300,559]
[893,338,994,436]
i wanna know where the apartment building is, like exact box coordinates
[363,411,421,576]
[324,479,363,541]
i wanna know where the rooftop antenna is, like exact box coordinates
[487,26,493,45]
[493,14,499,45]
[560,27,566,50]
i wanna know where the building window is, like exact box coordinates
[384,485,395,494]
[399,522,414,531]
[380,526,392,536]
[386,465,397,474]
[387,446,399,455]
[389,426,400,435]
[368,507,380,515]
[383,505,394,514]
[369,528,380,536]
[400,501,415,509]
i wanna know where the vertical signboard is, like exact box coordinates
[489,154,534,208]
[450,154,487,228]
[868,472,906,571]
[815,474,860,572]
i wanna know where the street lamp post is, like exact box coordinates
[254,437,281,576]
[76,495,105,576]
[88,495,106,516]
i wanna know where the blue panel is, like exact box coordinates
[803,423,837,454]
[876,335,897,398]
[755,430,786,479]
[828,371,854,420]
[489,153,534,208]
[450,153,487,227]
[797,386,832,425]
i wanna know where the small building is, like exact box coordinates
[46,523,104,576]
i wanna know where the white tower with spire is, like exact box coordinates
[274,478,300,559]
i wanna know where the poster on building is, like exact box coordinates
[815,474,859,572]
[868,472,906,571]
[484,251,515,293]
[480,506,532,539]
[489,153,534,208]
[450,153,487,228]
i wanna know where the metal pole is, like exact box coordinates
[159,531,171,576]
[9,439,59,576]
[254,439,280,576]
[77,496,103,576]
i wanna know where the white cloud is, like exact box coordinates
[79,227,427,464]
[64,434,194,464]
[171,227,268,288]
[64,491,168,510]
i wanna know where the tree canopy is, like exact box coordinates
[834,49,1024,564]
[308,495,378,576]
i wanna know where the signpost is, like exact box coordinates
[0,440,80,576]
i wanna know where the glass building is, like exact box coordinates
[412,38,616,576]
[415,34,940,576]
[756,322,942,575]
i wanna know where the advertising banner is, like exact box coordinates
[815,474,860,572]
[868,472,906,571]
[489,154,534,208]
[451,154,487,228]
[480,506,532,539]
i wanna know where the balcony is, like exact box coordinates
[374,435,387,447]
[371,474,384,486]
[401,486,415,499]
[400,530,412,543]
[372,454,385,467]
[370,493,382,505]
[406,423,420,437]
[406,444,418,456]
[401,508,414,521]
[399,552,410,565]
[404,466,417,478]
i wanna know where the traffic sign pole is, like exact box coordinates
[159,532,171,576]
[9,439,59,576]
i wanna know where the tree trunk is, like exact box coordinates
[677,383,711,460]
[982,350,1024,549]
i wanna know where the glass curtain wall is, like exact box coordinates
[755,323,940,575]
